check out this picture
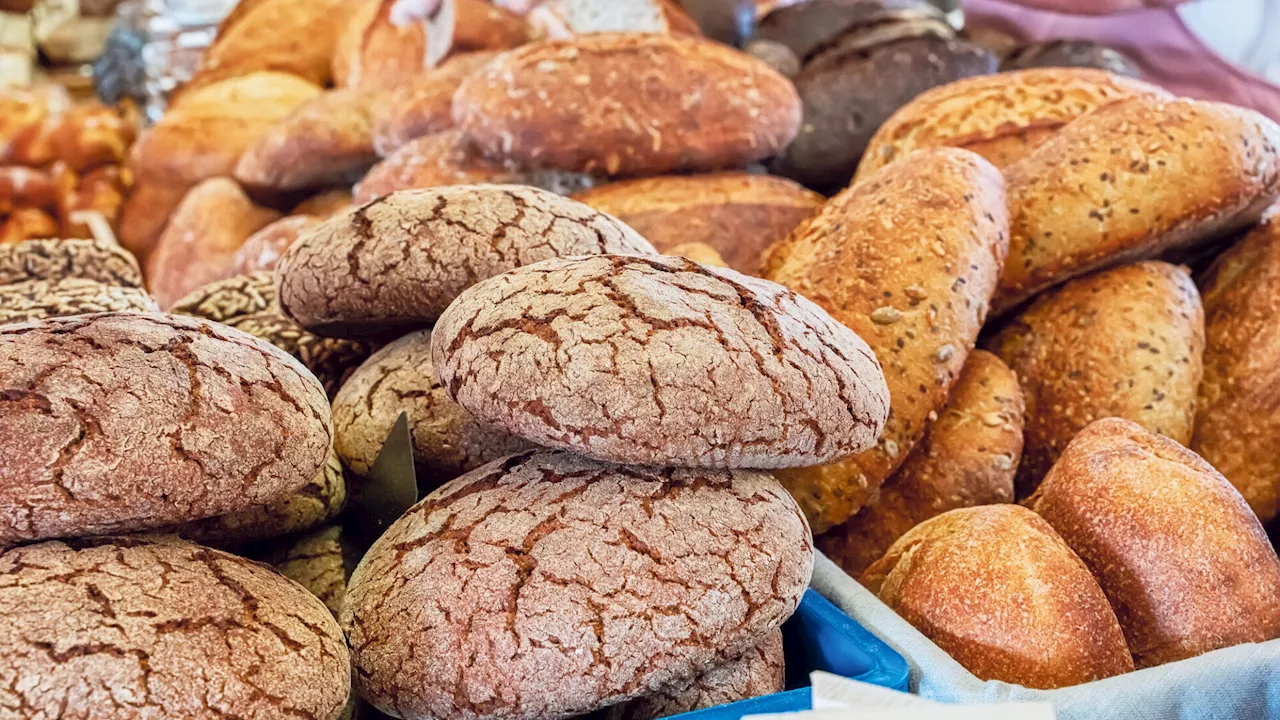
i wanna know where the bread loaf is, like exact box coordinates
[292,189,353,218]
[0,165,58,212]
[453,33,801,176]
[0,313,332,544]
[235,88,381,191]
[857,68,1168,178]
[573,172,822,275]
[0,236,142,287]
[370,51,498,155]
[994,96,1280,313]
[192,0,349,88]
[117,177,189,260]
[861,505,1134,689]
[820,350,1023,575]
[1001,40,1141,78]
[1194,214,1280,522]
[0,277,158,323]
[764,148,1009,532]
[230,215,323,276]
[665,241,729,267]
[528,0,701,38]
[1028,418,1280,668]
[989,261,1204,495]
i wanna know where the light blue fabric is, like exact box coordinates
[811,553,1280,720]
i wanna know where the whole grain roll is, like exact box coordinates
[1194,214,1280,522]
[432,254,890,469]
[819,350,1024,576]
[332,329,534,485]
[0,312,333,545]
[0,236,143,287]
[452,33,801,176]
[1027,418,1280,668]
[572,172,822,275]
[994,96,1280,313]
[764,148,1009,532]
[1001,40,1141,78]
[343,450,813,720]
[276,185,656,337]
[370,51,499,155]
[989,262,1204,496]
[0,277,158,323]
[857,68,1168,178]
[0,536,350,719]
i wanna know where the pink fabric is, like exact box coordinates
[967,0,1280,120]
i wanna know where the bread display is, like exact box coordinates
[0,536,350,720]
[0,276,158,323]
[433,254,890,468]
[1194,213,1280,522]
[342,450,813,720]
[528,0,701,39]
[370,51,498,155]
[0,313,332,544]
[989,262,1205,495]
[1028,418,1280,668]
[453,33,801,176]
[820,350,1024,576]
[192,0,350,88]
[857,68,1169,177]
[765,148,1009,532]
[0,236,142,286]
[276,185,655,336]
[861,505,1134,689]
[573,172,822,275]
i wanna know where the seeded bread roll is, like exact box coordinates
[453,33,801,176]
[0,277,158,323]
[989,262,1205,496]
[332,329,533,484]
[0,236,142,286]
[607,629,785,720]
[370,51,498,155]
[255,524,348,617]
[819,350,1024,576]
[861,505,1134,689]
[1194,214,1280,522]
[276,185,655,337]
[0,313,332,545]
[1028,418,1280,668]
[573,173,822,275]
[230,215,324,276]
[0,536,350,719]
[994,96,1280,313]
[433,254,890,468]
[190,0,349,88]
[764,148,1009,532]
[857,68,1168,178]
[528,0,701,38]
[343,450,813,720]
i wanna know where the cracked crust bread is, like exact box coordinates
[342,450,812,720]
[572,172,822,275]
[861,504,1133,689]
[1028,418,1280,668]
[432,254,890,469]
[819,350,1024,576]
[1194,213,1280,522]
[452,33,802,176]
[370,52,499,155]
[0,312,333,545]
[763,148,1009,532]
[993,96,1280,314]
[856,67,1169,178]
[0,278,158,323]
[0,237,142,287]
[332,329,533,486]
[276,185,656,338]
[0,535,350,719]
[988,262,1204,497]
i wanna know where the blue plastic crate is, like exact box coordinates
[666,589,910,720]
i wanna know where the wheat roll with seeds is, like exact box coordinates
[370,52,499,155]
[0,236,143,287]
[0,278,158,323]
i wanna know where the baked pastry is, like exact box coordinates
[230,215,323,276]
[370,51,498,155]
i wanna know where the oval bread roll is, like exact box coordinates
[994,96,1280,313]
[190,0,350,88]
[664,241,729,267]
[370,51,498,155]
[989,261,1204,496]
[1028,418,1280,668]
[819,350,1024,576]
[861,504,1134,689]
[764,147,1009,532]
[453,33,801,176]
[1194,213,1280,522]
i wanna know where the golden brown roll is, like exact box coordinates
[861,504,1134,689]
[370,51,498,155]
[1028,418,1280,668]
[819,350,1024,576]
[190,0,350,88]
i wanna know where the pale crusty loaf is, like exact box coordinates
[764,148,1009,532]
[989,261,1204,496]
[528,0,700,39]
[857,67,1169,178]
[573,172,822,275]
[995,96,1280,313]
[1028,418,1280,668]
[453,33,802,176]
[862,505,1133,689]
[820,350,1024,576]
[191,0,350,88]
[370,51,498,155]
